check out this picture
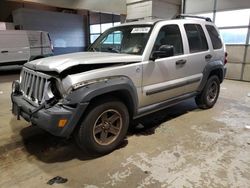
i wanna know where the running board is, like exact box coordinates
[134,92,198,119]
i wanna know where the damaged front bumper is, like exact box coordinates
[11,93,88,138]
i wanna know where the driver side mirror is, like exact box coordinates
[150,45,174,61]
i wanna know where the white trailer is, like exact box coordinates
[0,30,53,68]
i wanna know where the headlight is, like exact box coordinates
[43,82,54,101]
[51,80,62,99]
[44,79,63,101]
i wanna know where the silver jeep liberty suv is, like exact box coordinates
[11,15,227,155]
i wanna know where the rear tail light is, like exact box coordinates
[224,52,228,65]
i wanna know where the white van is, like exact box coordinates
[0,30,53,67]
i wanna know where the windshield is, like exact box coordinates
[88,25,153,55]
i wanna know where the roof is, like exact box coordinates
[119,15,212,27]
[120,19,163,26]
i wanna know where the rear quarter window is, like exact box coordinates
[184,24,208,53]
[206,25,223,49]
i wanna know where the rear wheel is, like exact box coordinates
[195,75,220,109]
[76,99,129,155]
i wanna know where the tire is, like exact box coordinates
[76,99,129,155]
[195,75,220,109]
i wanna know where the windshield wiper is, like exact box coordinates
[88,47,98,52]
[89,46,120,53]
[107,47,120,53]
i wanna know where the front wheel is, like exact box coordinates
[76,99,129,155]
[195,75,220,109]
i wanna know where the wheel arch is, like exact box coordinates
[208,68,223,83]
[198,60,225,92]
[64,76,138,120]
[86,90,136,118]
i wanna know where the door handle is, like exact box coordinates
[1,50,8,53]
[205,54,212,60]
[176,59,187,65]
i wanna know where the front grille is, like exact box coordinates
[20,67,51,105]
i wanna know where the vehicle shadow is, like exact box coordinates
[18,98,198,163]
[128,98,198,136]
[19,124,129,163]
[19,126,99,162]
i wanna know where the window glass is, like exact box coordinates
[101,23,113,33]
[114,32,122,44]
[90,23,121,43]
[90,34,100,43]
[215,9,250,27]
[153,25,183,56]
[100,32,122,45]
[184,24,208,53]
[102,33,114,44]
[89,13,121,44]
[89,25,152,55]
[219,28,248,44]
[90,24,101,34]
[206,25,222,49]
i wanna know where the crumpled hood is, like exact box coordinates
[25,52,142,73]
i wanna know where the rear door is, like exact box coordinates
[183,23,211,93]
[0,31,29,64]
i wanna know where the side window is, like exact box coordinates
[153,25,183,56]
[206,25,222,49]
[184,24,208,53]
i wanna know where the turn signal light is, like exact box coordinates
[58,119,68,128]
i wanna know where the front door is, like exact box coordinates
[141,24,201,107]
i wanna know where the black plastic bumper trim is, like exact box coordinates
[11,94,89,138]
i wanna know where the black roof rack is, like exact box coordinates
[175,14,212,22]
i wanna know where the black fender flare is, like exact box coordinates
[63,76,138,116]
[198,60,225,92]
